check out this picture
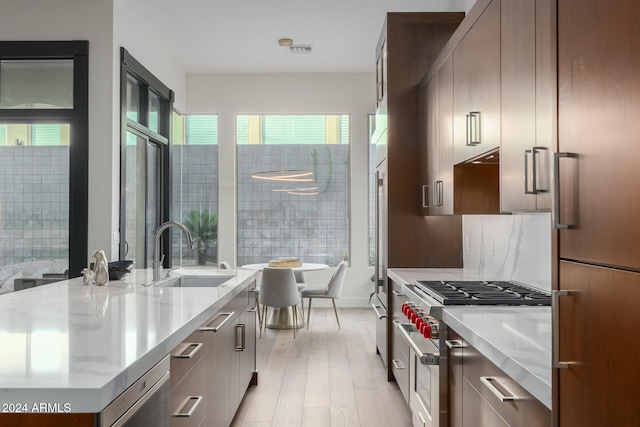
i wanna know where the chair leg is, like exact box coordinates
[306,298,313,329]
[259,305,266,338]
[293,305,297,339]
[331,299,341,330]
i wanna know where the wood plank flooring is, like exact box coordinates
[231,308,412,427]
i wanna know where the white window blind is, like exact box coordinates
[186,115,217,145]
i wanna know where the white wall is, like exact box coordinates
[187,73,376,306]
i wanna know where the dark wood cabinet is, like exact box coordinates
[448,327,551,427]
[555,0,640,424]
[419,55,455,216]
[500,0,555,212]
[378,12,464,269]
[556,0,640,270]
[452,0,501,165]
[557,261,640,426]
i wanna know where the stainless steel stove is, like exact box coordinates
[396,279,551,427]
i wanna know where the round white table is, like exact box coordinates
[240,263,329,330]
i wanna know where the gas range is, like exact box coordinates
[403,279,551,320]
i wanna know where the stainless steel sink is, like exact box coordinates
[154,275,234,288]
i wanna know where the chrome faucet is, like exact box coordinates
[153,221,194,281]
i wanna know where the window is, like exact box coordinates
[236,114,350,267]
[119,48,173,268]
[0,41,88,283]
[171,114,218,266]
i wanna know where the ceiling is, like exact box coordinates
[123,0,471,74]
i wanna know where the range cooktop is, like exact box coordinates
[414,280,551,306]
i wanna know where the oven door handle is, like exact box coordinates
[395,322,440,365]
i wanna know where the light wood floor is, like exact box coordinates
[230,307,412,427]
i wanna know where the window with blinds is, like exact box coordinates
[0,125,5,145]
[236,114,349,145]
[185,115,217,145]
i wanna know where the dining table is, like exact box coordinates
[240,262,329,330]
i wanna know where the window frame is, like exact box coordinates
[0,40,89,277]
[119,48,173,266]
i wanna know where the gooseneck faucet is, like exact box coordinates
[153,221,194,281]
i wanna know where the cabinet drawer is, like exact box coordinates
[170,353,207,427]
[462,377,509,427]
[464,344,550,427]
[170,330,206,391]
[391,330,410,403]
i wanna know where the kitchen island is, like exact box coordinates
[0,267,258,417]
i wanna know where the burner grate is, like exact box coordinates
[415,280,551,306]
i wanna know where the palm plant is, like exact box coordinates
[184,209,218,265]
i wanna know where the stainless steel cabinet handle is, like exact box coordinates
[199,311,235,332]
[445,339,464,349]
[553,290,576,369]
[391,290,405,297]
[422,184,430,208]
[247,306,257,312]
[235,324,245,351]
[524,149,534,194]
[174,396,203,418]
[480,377,521,401]
[171,342,203,359]
[467,111,481,146]
[436,180,444,206]
[526,147,548,195]
[391,359,405,370]
[396,322,440,365]
[371,302,386,319]
[553,152,579,229]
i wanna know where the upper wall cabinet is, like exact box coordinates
[419,55,455,216]
[452,0,501,165]
[500,0,555,212]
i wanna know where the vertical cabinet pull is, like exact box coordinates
[436,180,444,206]
[553,152,579,229]
[525,147,549,195]
[235,324,246,352]
[422,184,430,208]
[466,111,481,146]
[553,290,576,369]
[391,359,405,370]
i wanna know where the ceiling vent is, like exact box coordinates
[289,45,313,54]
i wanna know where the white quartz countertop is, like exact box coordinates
[0,267,258,413]
[388,268,552,409]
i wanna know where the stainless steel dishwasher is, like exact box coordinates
[100,355,170,427]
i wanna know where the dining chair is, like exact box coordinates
[258,267,302,338]
[301,261,348,330]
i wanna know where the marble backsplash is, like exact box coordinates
[462,212,551,291]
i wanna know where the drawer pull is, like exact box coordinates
[174,395,203,418]
[199,311,235,332]
[391,290,405,297]
[371,302,386,319]
[480,376,521,401]
[445,339,464,349]
[172,342,203,359]
[391,359,405,370]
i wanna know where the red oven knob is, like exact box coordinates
[421,323,432,339]
[411,312,419,324]
[401,303,408,315]
[406,307,414,320]
[415,317,424,330]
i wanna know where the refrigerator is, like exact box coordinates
[372,158,388,367]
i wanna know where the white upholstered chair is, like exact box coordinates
[258,267,302,338]
[218,261,231,269]
[301,261,348,329]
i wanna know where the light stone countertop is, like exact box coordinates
[388,268,552,409]
[0,267,258,413]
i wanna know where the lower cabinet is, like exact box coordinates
[448,328,551,427]
[170,280,257,427]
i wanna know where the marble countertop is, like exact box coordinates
[388,268,552,410]
[0,267,258,413]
